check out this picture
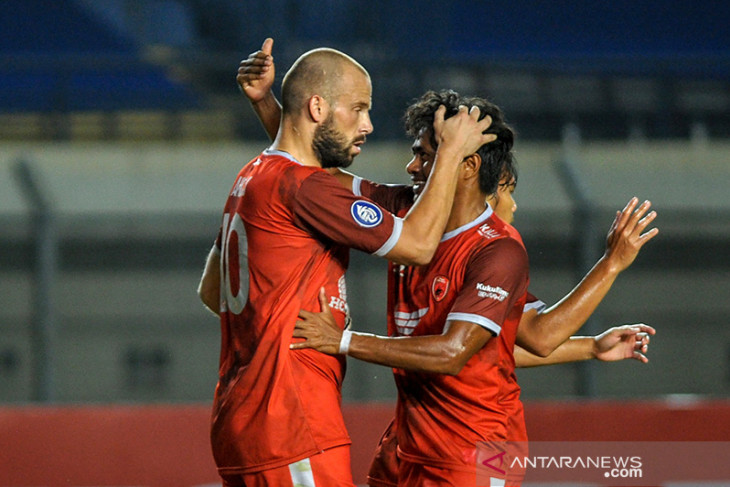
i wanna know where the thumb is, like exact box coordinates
[318,287,330,312]
[262,37,274,56]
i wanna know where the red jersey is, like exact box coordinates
[211,150,403,475]
[357,178,530,473]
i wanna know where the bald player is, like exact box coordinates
[197,46,495,486]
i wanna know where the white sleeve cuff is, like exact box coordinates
[447,312,502,336]
[373,217,403,257]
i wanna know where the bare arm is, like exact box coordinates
[197,245,221,317]
[383,107,495,266]
[239,40,495,266]
[514,323,655,367]
[515,197,658,356]
[291,288,491,375]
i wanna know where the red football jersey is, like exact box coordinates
[211,150,403,475]
[358,178,530,473]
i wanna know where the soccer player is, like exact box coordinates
[289,90,658,486]
[236,42,657,486]
[362,169,655,487]
[197,46,494,486]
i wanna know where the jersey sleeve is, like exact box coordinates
[524,291,546,314]
[352,176,414,215]
[447,238,529,336]
[291,170,404,256]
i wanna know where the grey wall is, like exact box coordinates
[1,139,729,403]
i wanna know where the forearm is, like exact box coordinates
[390,149,461,265]
[249,90,282,141]
[519,256,619,355]
[514,337,594,368]
[347,331,465,375]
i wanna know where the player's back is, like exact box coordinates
[211,150,352,474]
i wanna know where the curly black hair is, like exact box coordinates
[403,89,517,196]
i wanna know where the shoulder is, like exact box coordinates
[468,233,528,274]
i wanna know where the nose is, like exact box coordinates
[406,156,421,175]
[361,112,373,135]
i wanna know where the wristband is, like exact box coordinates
[339,330,353,355]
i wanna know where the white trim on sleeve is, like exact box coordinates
[352,176,363,196]
[373,216,404,257]
[447,312,502,336]
[524,299,547,314]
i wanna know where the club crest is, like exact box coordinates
[431,275,450,302]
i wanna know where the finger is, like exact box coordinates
[637,227,659,246]
[482,133,497,144]
[609,200,635,237]
[636,324,656,335]
[478,114,493,130]
[633,351,649,363]
[629,323,656,335]
[633,208,658,233]
[468,105,481,118]
[626,200,653,231]
[318,287,330,313]
[297,309,314,320]
[434,105,446,124]
[240,56,271,68]
[262,37,274,55]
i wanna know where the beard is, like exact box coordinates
[312,114,360,169]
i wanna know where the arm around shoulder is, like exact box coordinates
[198,245,221,317]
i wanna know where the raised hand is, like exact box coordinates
[432,105,497,160]
[593,323,656,363]
[236,37,275,103]
[603,197,659,273]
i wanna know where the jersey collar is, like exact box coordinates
[263,148,303,165]
[441,205,494,242]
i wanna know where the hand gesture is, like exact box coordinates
[593,323,655,363]
[432,105,497,160]
[236,38,275,103]
[291,288,343,355]
[603,197,659,273]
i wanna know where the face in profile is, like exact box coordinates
[312,67,373,169]
[406,130,436,197]
[312,112,360,168]
[487,175,518,224]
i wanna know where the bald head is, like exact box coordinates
[281,48,370,116]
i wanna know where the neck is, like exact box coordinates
[271,117,321,167]
[444,187,488,233]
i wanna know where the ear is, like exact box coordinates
[461,153,482,181]
[307,95,329,123]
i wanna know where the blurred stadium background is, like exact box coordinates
[1,0,730,485]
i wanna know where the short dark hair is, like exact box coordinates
[403,89,517,196]
[281,48,368,115]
